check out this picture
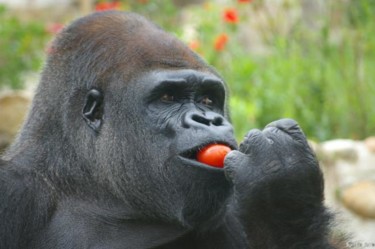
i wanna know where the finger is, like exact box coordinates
[239,129,273,155]
[265,118,309,146]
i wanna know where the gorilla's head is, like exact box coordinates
[8,11,237,226]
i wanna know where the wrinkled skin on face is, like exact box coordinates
[0,11,337,249]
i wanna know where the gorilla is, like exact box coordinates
[0,11,336,248]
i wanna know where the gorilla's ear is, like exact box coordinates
[82,89,104,132]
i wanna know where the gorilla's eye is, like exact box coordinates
[201,96,213,106]
[160,93,175,103]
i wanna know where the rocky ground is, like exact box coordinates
[316,138,375,246]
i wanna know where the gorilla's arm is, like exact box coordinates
[224,119,334,248]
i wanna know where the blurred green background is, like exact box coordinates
[0,0,374,141]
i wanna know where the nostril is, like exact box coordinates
[183,111,226,128]
[212,117,223,126]
[192,114,211,126]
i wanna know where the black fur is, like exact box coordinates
[0,11,336,248]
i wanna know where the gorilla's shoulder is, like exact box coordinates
[0,160,53,204]
[0,159,56,243]
[0,160,35,200]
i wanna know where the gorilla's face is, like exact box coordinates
[96,69,237,222]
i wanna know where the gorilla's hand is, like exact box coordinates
[224,119,327,246]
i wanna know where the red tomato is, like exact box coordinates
[196,144,231,168]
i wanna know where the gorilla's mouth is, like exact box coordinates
[180,148,200,161]
[179,142,235,169]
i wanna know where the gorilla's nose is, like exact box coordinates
[182,111,227,129]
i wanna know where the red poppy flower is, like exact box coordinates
[95,1,121,11]
[188,40,200,51]
[45,23,64,34]
[223,8,239,24]
[214,34,229,51]
[238,0,253,3]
